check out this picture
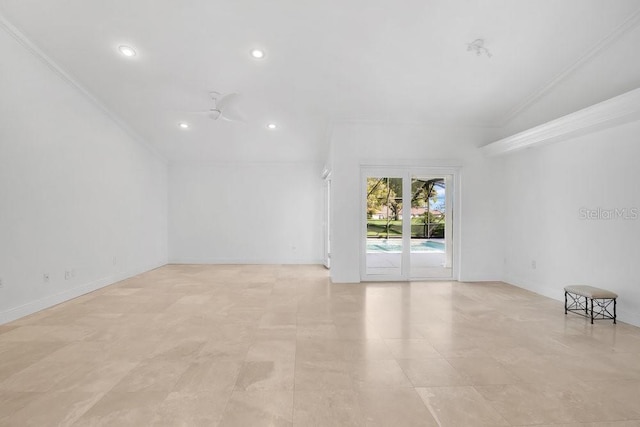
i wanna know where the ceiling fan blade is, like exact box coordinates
[220,110,246,122]
[216,93,240,110]
[217,93,246,122]
[183,109,222,119]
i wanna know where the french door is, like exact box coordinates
[361,167,457,281]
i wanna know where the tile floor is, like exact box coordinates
[1,264,640,426]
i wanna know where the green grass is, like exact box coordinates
[367,219,444,238]
[367,220,402,237]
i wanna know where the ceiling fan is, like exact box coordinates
[189,91,246,122]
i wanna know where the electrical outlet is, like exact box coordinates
[65,270,72,280]
[43,274,50,283]
[0,277,3,288]
[531,260,537,269]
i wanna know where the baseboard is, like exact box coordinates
[329,272,361,284]
[502,275,570,302]
[458,275,503,283]
[0,261,167,325]
[502,275,640,328]
[620,311,640,327]
[168,257,325,265]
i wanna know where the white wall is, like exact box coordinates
[169,162,324,264]
[503,119,640,326]
[501,22,640,137]
[328,122,504,283]
[492,18,640,326]
[0,26,168,323]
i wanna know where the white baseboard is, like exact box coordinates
[330,272,361,284]
[458,275,503,283]
[168,257,325,265]
[0,261,166,325]
[502,275,560,299]
[502,275,640,328]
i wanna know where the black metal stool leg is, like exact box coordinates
[590,298,594,324]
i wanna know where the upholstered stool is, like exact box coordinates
[564,285,617,324]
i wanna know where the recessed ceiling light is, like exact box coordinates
[250,49,265,59]
[118,45,137,57]
[267,123,277,130]
[178,122,189,129]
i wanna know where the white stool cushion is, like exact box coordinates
[565,285,618,299]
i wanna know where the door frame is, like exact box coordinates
[323,171,331,269]
[360,165,461,282]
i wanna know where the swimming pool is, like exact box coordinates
[367,239,445,253]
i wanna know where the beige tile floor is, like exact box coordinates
[1,264,640,426]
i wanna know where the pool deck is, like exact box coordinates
[366,238,445,253]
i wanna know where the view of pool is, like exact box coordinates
[367,239,445,253]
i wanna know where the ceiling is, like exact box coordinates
[1,0,639,163]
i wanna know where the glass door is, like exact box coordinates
[409,175,453,279]
[364,175,404,277]
[362,168,456,281]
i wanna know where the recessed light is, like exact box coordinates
[267,123,277,130]
[250,49,265,59]
[178,122,189,129]
[118,45,136,57]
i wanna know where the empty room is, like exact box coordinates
[2,1,640,426]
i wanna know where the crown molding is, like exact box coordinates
[499,8,640,127]
[0,13,167,164]
[482,88,640,157]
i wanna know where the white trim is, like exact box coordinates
[359,159,463,169]
[482,88,640,157]
[360,166,461,282]
[169,258,325,265]
[323,179,331,269]
[458,276,502,283]
[329,272,361,283]
[502,276,640,328]
[171,160,322,168]
[0,13,167,164]
[0,262,166,325]
[499,8,640,126]
[330,118,497,128]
